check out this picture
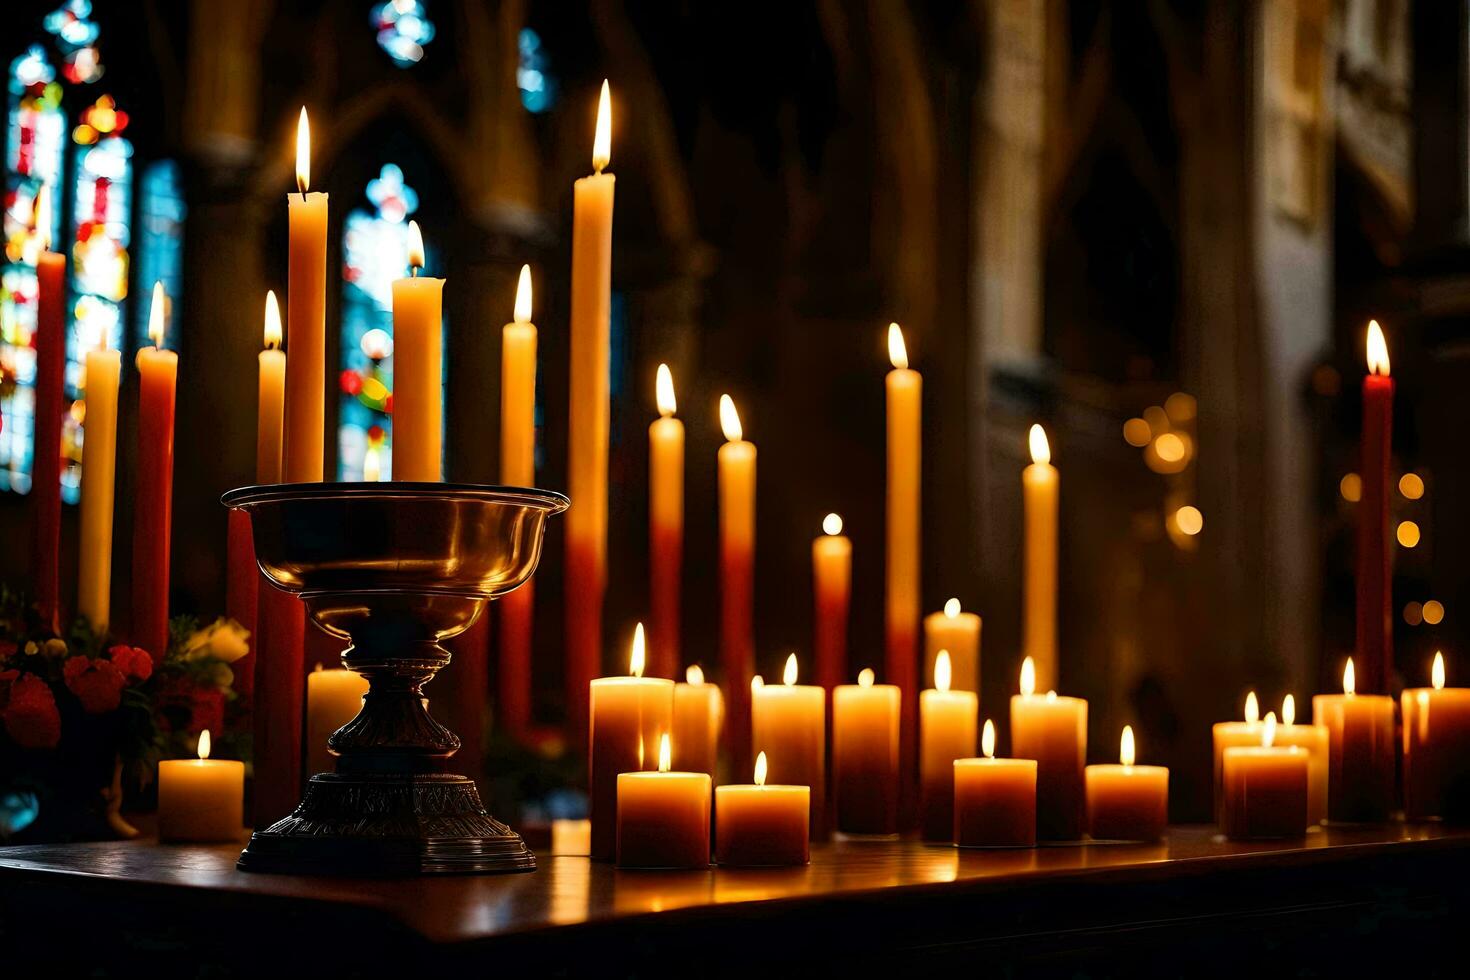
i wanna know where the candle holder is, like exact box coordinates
[224,482,567,875]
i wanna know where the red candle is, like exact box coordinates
[31,186,64,631]
[132,283,177,663]
[812,512,851,694]
[252,585,305,827]
[718,394,756,775]
[1357,320,1393,694]
[225,511,257,699]
[1403,652,1470,821]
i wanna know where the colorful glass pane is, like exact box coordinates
[372,0,435,67]
[43,0,104,85]
[517,29,557,113]
[135,160,184,349]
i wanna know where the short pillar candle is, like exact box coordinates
[715,752,810,866]
[1221,713,1308,839]
[751,654,826,837]
[919,651,978,841]
[671,664,723,777]
[1085,726,1169,841]
[832,668,900,835]
[157,730,244,843]
[617,734,711,869]
[1402,652,1470,822]
[1313,658,1394,823]
[1274,694,1329,828]
[923,599,981,693]
[1009,657,1087,840]
[954,720,1037,848]
[1212,691,1264,823]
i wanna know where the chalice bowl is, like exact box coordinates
[224,482,568,875]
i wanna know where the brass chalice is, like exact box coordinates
[224,482,567,875]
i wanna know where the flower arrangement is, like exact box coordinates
[0,587,250,842]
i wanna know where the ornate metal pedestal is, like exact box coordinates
[224,482,567,876]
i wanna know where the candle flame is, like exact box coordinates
[362,446,381,482]
[686,664,704,685]
[1019,656,1036,697]
[656,363,676,417]
[629,623,646,677]
[934,651,952,693]
[783,653,799,686]
[1366,320,1390,377]
[593,79,611,173]
[1120,725,1135,766]
[1282,694,1296,727]
[719,394,743,442]
[887,322,909,370]
[858,667,875,688]
[754,751,768,787]
[982,718,996,758]
[1244,690,1259,724]
[263,290,282,349]
[1433,650,1445,690]
[514,264,532,323]
[1262,712,1277,748]
[1029,424,1051,465]
[945,597,961,618]
[198,728,212,761]
[1343,657,1356,696]
[657,732,671,773]
[407,220,425,272]
[295,107,310,194]
[34,183,52,251]
[751,674,764,691]
[147,281,166,348]
[823,513,843,536]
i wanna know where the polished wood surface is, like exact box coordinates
[2,825,1467,975]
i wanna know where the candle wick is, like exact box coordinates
[411,266,419,278]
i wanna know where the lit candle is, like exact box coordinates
[588,624,674,860]
[32,184,65,630]
[1403,652,1470,821]
[954,719,1037,848]
[832,668,900,835]
[751,653,826,838]
[1085,726,1169,841]
[391,220,444,481]
[76,324,121,633]
[284,106,328,484]
[718,393,757,775]
[256,292,286,484]
[158,730,245,843]
[499,265,537,736]
[716,752,810,867]
[648,363,684,678]
[617,733,711,869]
[812,512,851,693]
[1022,424,1059,691]
[885,323,921,798]
[672,664,723,778]
[566,80,616,733]
[1357,321,1393,694]
[1211,691,1263,823]
[1221,713,1308,840]
[132,282,177,663]
[924,598,981,693]
[1009,656,1087,840]
[1273,694,1329,827]
[919,651,978,841]
[1312,658,1394,823]
[305,665,369,777]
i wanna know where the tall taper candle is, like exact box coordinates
[813,512,851,694]
[499,265,537,736]
[77,330,120,632]
[31,185,64,630]
[391,221,444,481]
[885,323,921,809]
[132,283,177,663]
[284,107,327,484]
[719,393,756,774]
[1357,320,1393,693]
[649,363,684,678]
[1023,424,1059,691]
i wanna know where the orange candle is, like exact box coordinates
[617,733,711,869]
[648,363,683,678]
[1313,658,1394,823]
[566,81,616,733]
[588,624,674,860]
[751,654,826,837]
[672,664,723,777]
[885,323,921,797]
[256,292,286,484]
[1009,656,1087,840]
[1274,694,1329,827]
[158,730,245,843]
[498,265,538,735]
[924,598,981,693]
[1212,691,1263,822]
[715,752,810,866]
[1221,713,1308,839]
[284,107,327,484]
[391,221,444,481]
[76,329,120,633]
[919,651,978,840]
[718,393,757,775]
[812,513,851,693]
[1403,652,1470,821]
[954,720,1037,848]
[132,282,177,662]
[1085,726,1169,841]
[832,668,900,835]
[305,665,368,777]
[1022,424,1059,691]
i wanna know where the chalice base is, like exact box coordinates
[237,772,536,875]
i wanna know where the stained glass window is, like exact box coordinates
[372,0,436,67]
[43,0,104,85]
[135,160,184,349]
[517,29,557,113]
[340,163,446,482]
[0,46,66,495]
[64,94,132,502]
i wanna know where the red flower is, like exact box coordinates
[0,670,61,749]
[154,675,225,736]
[62,656,127,714]
[107,644,153,683]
